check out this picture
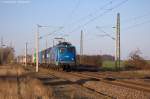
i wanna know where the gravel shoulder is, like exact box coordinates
[38,67,150,99]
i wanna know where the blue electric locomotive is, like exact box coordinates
[39,42,76,70]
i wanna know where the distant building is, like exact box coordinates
[17,55,32,64]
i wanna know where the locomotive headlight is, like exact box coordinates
[72,58,74,60]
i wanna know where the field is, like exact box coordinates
[147,60,150,64]
[101,60,150,71]
[101,61,124,71]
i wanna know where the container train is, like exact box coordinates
[17,41,77,71]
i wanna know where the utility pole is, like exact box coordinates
[10,41,12,48]
[1,37,3,47]
[80,30,83,64]
[1,37,3,64]
[53,40,54,47]
[46,36,48,49]
[36,24,40,72]
[25,42,28,67]
[115,13,121,70]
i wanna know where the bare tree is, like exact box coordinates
[124,49,148,70]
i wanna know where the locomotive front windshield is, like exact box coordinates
[59,47,75,54]
[60,48,65,53]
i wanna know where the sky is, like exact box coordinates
[0,0,150,59]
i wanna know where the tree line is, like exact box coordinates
[0,47,15,65]
[76,54,114,66]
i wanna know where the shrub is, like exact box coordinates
[124,50,148,70]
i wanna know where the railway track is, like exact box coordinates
[24,65,150,95]
[22,66,112,98]
[33,68,116,99]
[68,72,150,93]
[80,72,150,87]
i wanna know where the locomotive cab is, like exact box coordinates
[56,42,76,70]
[58,46,76,65]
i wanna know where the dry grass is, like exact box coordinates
[0,65,52,99]
[0,78,18,99]
[19,77,52,99]
[0,65,25,76]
